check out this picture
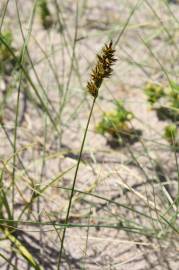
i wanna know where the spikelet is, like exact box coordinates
[87,41,116,98]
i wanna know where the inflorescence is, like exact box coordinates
[87,41,117,98]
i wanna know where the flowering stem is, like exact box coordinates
[57,97,96,269]
[58,40,116,269]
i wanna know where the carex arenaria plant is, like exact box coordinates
[87,40,117,98]
[58,41,116,269]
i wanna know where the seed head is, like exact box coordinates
[87,41,116,98]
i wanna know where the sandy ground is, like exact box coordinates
[1,0,179,269]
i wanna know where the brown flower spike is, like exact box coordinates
[87,41,116,98]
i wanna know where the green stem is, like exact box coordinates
[12,76,22,218]
[57,97,96,269]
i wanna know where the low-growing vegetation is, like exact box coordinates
[96,100,142,147]
[0,0,179,269]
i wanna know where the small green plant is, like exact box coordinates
[0,31,13,61]
[144,82,165,105]
[0,31,14,75]
[164,124,177,143]
[164,124,179,150]
[96,100,141,146]
[145,82,179,149]
[38,0,53,29]
[0,30,21,76]
[96,100,133,136]
[144,81,179,121]
[169,82,179,110]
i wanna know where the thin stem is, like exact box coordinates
[57,97,96,269]
[0,0,10,32]
[12,75,21,218]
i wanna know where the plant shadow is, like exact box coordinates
[107,128,142,149]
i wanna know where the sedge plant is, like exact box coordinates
[57,41,117,268]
